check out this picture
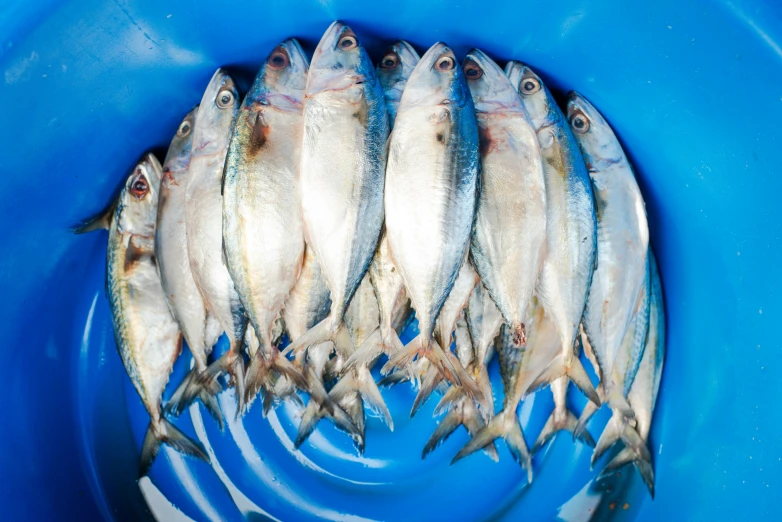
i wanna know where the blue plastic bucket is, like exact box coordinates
[2,0,780,520]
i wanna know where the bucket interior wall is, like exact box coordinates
[1,0,781,520]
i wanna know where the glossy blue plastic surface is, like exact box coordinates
[2,0,781,520]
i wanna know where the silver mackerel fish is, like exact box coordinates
[506,62,599,447]
[465,50,546,349]
[567,92,650,422]
[382,42,482,399]
[106,154,208,475]
[600,251,665,497]
[285,22,389,364]
[185,69,248,413]
[155,107,223,423]
[342,41,419,372]
[222,39,310,410]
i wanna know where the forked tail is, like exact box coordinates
[139,418,209,477]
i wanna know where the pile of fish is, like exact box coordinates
[77,21,665,496]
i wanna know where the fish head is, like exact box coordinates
[250,38,309,110]
[567,92,622,170]
[161,105,198,186]
[307,21,376,96]
[116,153,162,238]
[193,68,239,156]
[400,42,470,110]
[462,49,522,114]
[377,40,420,121]
[508,63,557,132]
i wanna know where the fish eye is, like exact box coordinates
[380,51,399,69]
[268,48,289,69]
[216,88,235,109]
[177,120,191,137]
[570,112,590,134]
[435,55,455,72]
[130,175,149,198]
[521,77,541,94]
[463,59,483,80]
[338,34,358,51]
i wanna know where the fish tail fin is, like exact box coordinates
[476,364,494,420]
[200,344,245,416]
[164,368,196,417]
[139,418,209,477]
[452,409,532,482]
[530,356,600,407]
[356,366,393,430]
[591,404,645,468]
[245,348,308,413]
[425,397,499,461]
[597,433,655,497]
[411,366,444,418]
[532,406,595,454]
[566,358,601,406]
[433,385,463,417]
[380,333,425,375]
[442,348,490,412]
[341,328,382,376]
[377,370,410,388]
[606,387,636,419]
[294,368,359,448]
[281,317,332,359]
[331,368,393,431]
[166,368,224,429]
[422,406,463,459]
[574,383,604,438]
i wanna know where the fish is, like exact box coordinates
[452,308,556,482]
[105,154,208,475]
[411,260,480,417]
[286,248,360,447]
[340,41,420,375]
[464,282,503,410]
[505,62,599,445]
[221,39,309,411]
[185,69,248,413]
[422,318,499,461]
[566,92,650,425]
[299,277,387,452]
[377,40,421,123]
[154,107,223,424]
[465,50,547,349]
[600,251,665,497]
[382,42,482,401]
[284,22,388,370]
[587,257,650,466]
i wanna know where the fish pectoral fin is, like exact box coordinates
[140,418,209,477]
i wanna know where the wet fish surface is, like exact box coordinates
[222,39,310,410]
[106,154,208,475]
